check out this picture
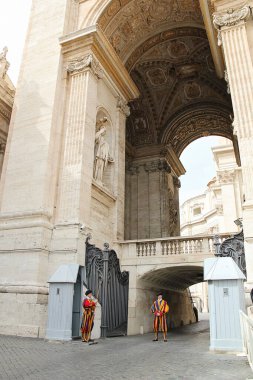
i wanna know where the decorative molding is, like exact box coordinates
[144,159,171,173]
[217,170,236,184]
[0,46,10,79]
[67,54,104,79]
[91,179,117,207]
[99,0,203,61]
[213,5,251,28]
[126,162,139,175]
[117,96,130,117]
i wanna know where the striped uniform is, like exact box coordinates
[80,297,96,342]
[151,299,169,332]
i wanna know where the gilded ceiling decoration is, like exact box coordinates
[98,0,203,62]
[98,1,233,156]
[126,29,232,150]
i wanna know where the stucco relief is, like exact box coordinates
[217,170,236,184]
[126,28,207,71]
[184,82,201,99]
[67,54,104,78]
[98,0,203,60]
[166,115,232,155]
[126,30,231,149]
[0,47,10,79]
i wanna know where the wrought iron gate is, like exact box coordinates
[85,238,129,337]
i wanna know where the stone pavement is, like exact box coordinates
[0,318,252,380]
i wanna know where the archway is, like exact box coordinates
[95,1,238,332]
[96,1,234,241]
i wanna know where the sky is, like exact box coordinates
[179,136,221,204]
[0,0,32,85]
[0,1,221,205]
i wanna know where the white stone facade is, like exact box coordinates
[181,138,243,236]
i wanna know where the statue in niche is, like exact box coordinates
[0,46,9,79]
[94,117,114,184]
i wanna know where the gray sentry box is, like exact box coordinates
[46,264,84,341]
[204,257,246,352]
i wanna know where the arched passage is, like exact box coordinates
[141,265,204,290]
[93,1,238,333]
[95,1,234,242]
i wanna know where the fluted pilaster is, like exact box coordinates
[57,54,103,222]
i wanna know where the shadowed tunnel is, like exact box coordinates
[140,265,204,290]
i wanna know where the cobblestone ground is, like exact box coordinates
[0,318,252,380]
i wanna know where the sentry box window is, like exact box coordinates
[223,288,229,296]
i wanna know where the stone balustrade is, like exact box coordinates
[121,233,232,258]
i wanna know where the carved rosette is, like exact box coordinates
[117,96,130,117]
[67,54,104,79]
[213,6,251,46]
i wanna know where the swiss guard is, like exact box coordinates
[81,289,97,343]
[150,293,169,342]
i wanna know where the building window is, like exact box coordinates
[193,207,201,216]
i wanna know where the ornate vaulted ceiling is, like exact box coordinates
[98,0,233,157]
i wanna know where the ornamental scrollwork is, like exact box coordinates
[67,54,104,79]
[213,6,251,46]
[213,6,251,28]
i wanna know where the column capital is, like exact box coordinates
[117,96,130,117]
[213,5,251,28]
[217,169,236,184]
[213,5,251,45]
[66,54,104,79]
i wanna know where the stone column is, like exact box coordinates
[52,54,103,262]
[125,157,179,240]
[213,4,253,283]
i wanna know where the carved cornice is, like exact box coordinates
[60,25,139,100]
[117,96,130,117]
[67,54,104,79]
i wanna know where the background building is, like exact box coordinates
[181,138,243,312]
